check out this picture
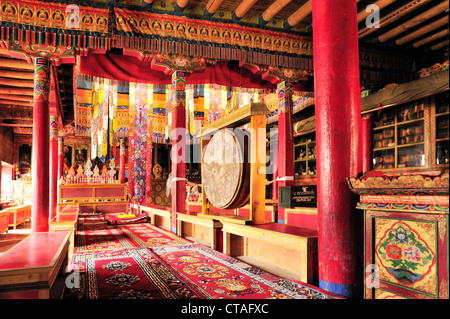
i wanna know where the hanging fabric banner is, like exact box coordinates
[129,82,153,204]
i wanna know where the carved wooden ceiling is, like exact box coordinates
[0,0,448,135]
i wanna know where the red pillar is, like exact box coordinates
[361,115,373,173]
[271,138,279,200]
[276,81,294,223]
[171,71,187,233]
[119,139,126,184]
[312,0,363,298]
[49,115,58,220]
[31,56,50,233]
[58,137,64,179]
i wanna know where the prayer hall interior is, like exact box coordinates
[0,0,448,303]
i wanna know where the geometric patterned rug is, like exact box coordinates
[67,214,343,299]
[67,248,207,299]
[117,223,191,248]
[151,244,343,299]
[75,219,140,254]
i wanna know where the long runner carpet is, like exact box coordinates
[66,214,343,299]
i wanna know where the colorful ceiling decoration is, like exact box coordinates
[0,0,313,70]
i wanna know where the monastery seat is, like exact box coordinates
[221,222,318,284]
[139,206,171,230]
[49,204,79,261]
[4,205,31,229]
[0,211,9,235]
[0,231,70,299]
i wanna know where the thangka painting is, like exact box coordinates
[129,82,153,204]
[90,77,119,161]
[374,217,437,296]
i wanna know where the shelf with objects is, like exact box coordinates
[361,68,449,173]
[350,68,449,299]
[432,90,449,167]
[372,100,425,170]
[294,131,317,178]
[280,106,318,228]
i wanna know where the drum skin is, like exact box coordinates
[202,129,250,209]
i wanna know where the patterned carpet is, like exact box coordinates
[65,214,343,300]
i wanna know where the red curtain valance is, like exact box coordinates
[79,53,277,89]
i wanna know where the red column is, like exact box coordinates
[271,139,279,200]
[312,0,363,298]
[119,139,126,184]
[171,71,187,233]
[361,115,373,173]
[58,137,64,179]
[31,56,51,232]
[276,81,294,223]
[49,115,58,220]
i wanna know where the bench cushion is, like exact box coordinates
[105,213,148,225]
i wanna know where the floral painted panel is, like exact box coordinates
[375,218,437,296]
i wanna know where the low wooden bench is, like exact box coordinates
[0,231,70,299]
[0,211,9,235]
[4,205,31,229]
[235,204,278,222]
[221,221,318,284]
[49,204,79,261]
[140,206,171,230]
[177,213,223,249]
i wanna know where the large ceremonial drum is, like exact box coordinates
[202,129,250,209]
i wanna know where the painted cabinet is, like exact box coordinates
[348,173,449,299]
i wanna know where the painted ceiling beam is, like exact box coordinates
[413,28,449,47]
[0,86,34,96]
[378,0,449,43]
[204,0,226,17]
[396,15,448,45]
[283,0,311,29]
[0,77,34,88]
[359,0,433,39]
[0,69,33,80]
[357,0,396,23]
[259,0,293,26]
[0,99,33,107]
[431,38,449,50]
[175,0,190,13]
[0,57,34,71]
[0,94,33,102]
[232,0,260,22]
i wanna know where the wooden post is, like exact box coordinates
[312,0,363,298]
[250,114,267,224]
[31,56,51,233]
[171,71,187,233]
[276,81,294,223]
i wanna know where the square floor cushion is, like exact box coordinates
[105,213,148,225]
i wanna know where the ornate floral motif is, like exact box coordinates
[102,261,132,272]
[105,273,140,287]
[376,221,435,285]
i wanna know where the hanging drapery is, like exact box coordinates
[187,85,205,139]
[129,82,153,204]
[204,83,228,124]
[90,77,119,161]
[80,54,277,89]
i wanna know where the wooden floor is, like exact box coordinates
[0,221,32,257]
